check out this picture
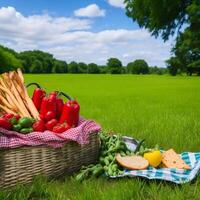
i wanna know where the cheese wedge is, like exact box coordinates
[116,154,149,170]
[162,149,191,170]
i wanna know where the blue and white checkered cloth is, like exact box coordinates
[115,152,200,184]
[112,137,200,184]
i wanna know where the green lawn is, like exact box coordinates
[1,74,200,200]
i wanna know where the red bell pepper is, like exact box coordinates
[46,96,57,118]
[15,115,21,120]
[48,92,64,119]
[53,122,71,133]
[0,117,12,130]
[26,83,46,111]
[59,100,80,127]
[45,111,56,121]
[45,119,58,131]
[32,120,46,132]
[33,88,46,111]
[39,92,59,121]
[40,97,48,119]
[3,113,14,120]
[3,113,20,121]
[49,91,57,99]
[56,98,64,119]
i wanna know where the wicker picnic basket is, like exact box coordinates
[0,133,100,188]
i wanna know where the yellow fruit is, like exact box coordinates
[143,150,162,168]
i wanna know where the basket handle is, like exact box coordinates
[26,82,73,101]
[26,82,42,88]
[57,91,73,101]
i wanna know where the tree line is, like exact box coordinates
[125,0,200,76]
[1,1,199,76]
[0,45,167,75]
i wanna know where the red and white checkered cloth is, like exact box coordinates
[0,118,101,149]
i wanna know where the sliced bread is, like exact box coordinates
[162,149,191,170]
[116,154,149,170]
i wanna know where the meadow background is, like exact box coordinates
[0,1,200,199]
[0,74,199,200]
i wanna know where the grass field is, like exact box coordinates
[1,74,200,200]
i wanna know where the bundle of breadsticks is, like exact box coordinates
[0,69,39,119]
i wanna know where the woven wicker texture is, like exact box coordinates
[0,133,100,188]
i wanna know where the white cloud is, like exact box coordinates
[74,4,105,18]
[107,0,125,8]
[0,6,91,40]
[0,6,173,67]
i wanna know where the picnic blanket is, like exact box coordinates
[0,118,101,149]
[112,136,200,184]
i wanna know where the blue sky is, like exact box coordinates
[0,0,174,67]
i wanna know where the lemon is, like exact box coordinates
[143,150,162,168]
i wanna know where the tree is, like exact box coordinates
[78,62,88,73]
[87,63,100,74]
[52,60,68,73]
[107,58,122,74]
[0,45,18,57]
[18,54,32,73]
[166,57,181,76]
[125,0,192,41]
[149,66,167,75]
[149,66,159,74]
[166,27,200,75]
[18,50,54,73]
[125,0,200,75]
[99,65,108,74]
[0,47,22,73]
[68,61,79,73]
[30,60,43,73]
[127,59,149,74]
[188,60,200,76]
